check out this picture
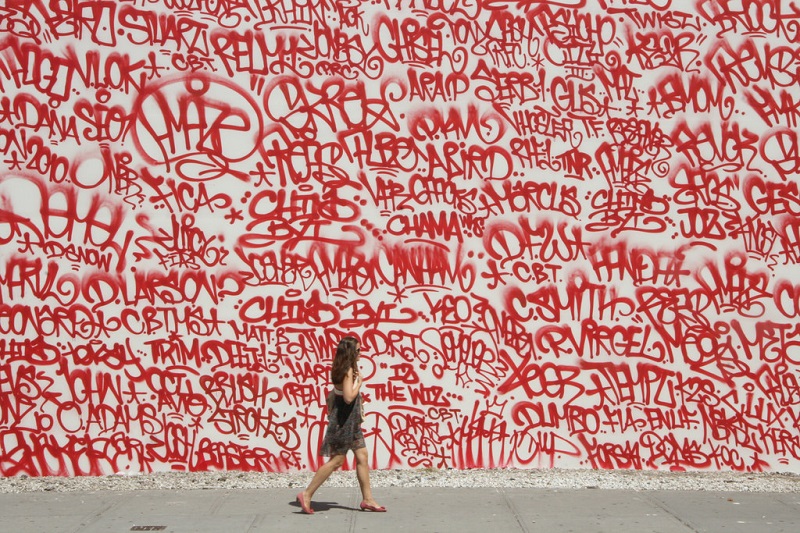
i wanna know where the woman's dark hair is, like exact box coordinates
[331,336,359,385]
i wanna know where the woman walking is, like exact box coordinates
[297,336,386,514]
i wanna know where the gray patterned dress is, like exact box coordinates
[319,388,366,456]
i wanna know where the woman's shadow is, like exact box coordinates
[291,498,358,513]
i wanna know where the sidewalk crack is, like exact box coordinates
[644,493,700,533]
[500,488,530,533]
[348,485,359,533]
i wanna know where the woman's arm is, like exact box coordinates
[342,367,362,404]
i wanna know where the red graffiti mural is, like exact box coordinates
[1,0,800,477]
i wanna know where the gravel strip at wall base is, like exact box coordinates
[1,469,798,494]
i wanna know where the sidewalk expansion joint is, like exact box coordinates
[500,487,531,533]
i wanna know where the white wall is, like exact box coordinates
[1,1,799,475]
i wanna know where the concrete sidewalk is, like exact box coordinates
[1,486,798,533]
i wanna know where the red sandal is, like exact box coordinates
[360,501,387,512]
[296,492,314,514]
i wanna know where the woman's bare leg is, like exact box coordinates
[354,447,384,509]
[301,454,345,508]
